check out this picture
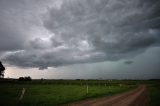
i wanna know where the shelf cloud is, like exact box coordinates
[0,0,160,69]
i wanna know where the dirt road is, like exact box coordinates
[66,85,148,106]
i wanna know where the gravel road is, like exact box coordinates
[66,85,148,106]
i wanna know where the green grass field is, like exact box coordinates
[0,79,159,106]
[148,84,160,106]
[0,82,134,106]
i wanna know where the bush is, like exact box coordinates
[18,76,32,81]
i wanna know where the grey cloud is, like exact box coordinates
[0,16,25,51]
[29,38,52,49]
[124,61,134,65]
[0,0,47,52]
[1,0,160,69]
[3,49,77,69]
[50,36,63,47]
[43,0,160,62]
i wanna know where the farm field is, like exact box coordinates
[148,84,160,106]
[0,79,159,106]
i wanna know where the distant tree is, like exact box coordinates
[0,61,5,78]
[18,77,25,81]
[25,76,32,81]
[18,76,32,81]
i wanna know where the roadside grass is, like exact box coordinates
[0,84,134,106]
[0,84,22,106]
[148,84,160,106]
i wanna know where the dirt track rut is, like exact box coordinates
[66,85,148,106]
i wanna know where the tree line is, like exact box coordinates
[0,61,5,78]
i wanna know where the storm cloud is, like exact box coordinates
[1,0,160,69]
[124,61,134,65]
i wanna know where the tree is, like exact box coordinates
[24,76,32,81]
[18,76,32,81]
[0,61,5,78]
[18,77,25,81]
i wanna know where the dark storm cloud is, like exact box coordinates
[0,9,25,51]
[1,0,160,69]
[0,24,24,51]
[124,61,134,65]
[0,0,45,52]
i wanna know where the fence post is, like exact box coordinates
[87,84,88,94]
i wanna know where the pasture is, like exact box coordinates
[0,79,159,106]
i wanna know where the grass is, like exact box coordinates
[0,84,22,106]
[0,83,134,106]
[148,84,160,106]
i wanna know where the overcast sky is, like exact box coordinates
[0,0,160,79]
